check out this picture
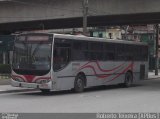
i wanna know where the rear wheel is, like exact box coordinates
[40,89,50,93]
[74,74,85,93]
[123,72,133,87]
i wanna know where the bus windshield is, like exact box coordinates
[12,35,52,75]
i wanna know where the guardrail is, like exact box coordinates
[0,74,10,79]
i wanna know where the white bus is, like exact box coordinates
[11,33,148,93]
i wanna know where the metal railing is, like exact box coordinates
[0,74,10,79]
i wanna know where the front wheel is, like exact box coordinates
[74,75,85,93]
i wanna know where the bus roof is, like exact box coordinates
[53,33,148,46]
[17,33,148,46]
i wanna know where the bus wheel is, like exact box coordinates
[124,72,133,87]
[40,89,50,93]
[74,74,85,93]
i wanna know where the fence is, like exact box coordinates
[0,74,10,79]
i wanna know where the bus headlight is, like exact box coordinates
[36,79,50,84]
[12,77,24,82]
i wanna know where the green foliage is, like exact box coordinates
[0,64,11,74]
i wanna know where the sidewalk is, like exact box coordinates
[148,71,160,79]
[0,74,10,85]
[0,72,160,94]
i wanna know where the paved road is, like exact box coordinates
[0,79,160,113]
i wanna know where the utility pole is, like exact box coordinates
[82,0,88,36]
[155,24,159,75]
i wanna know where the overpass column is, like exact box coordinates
[82,0,88,35]
[3,52,6,64]
[155,24,159,75]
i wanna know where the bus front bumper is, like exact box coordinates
[11,79,52,90]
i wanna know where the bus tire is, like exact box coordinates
[74,74,85,93]
[40,89,50,93]
[123,72,133,88]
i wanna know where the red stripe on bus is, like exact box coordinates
[80,65,112,78]
[105,62,134,82]
[79,61,134,80]
[79,61,125,73]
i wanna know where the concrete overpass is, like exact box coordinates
[0,0,160,33]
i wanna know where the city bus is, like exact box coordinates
[11,33,148,93]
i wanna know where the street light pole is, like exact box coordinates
[155,24,159,75]
[82,0,88,36]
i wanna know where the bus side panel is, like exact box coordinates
[53,61,148,91]
[77,61,116,87]
[53,63,75,91]
[132,62,140,83]
[101,61,131,85]
[76,61,126,87]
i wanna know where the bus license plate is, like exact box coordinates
[21,83,37,88]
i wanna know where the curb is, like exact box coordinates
[148,77,160,80]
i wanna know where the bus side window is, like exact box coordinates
[53,47,70,71]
